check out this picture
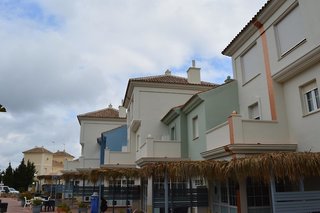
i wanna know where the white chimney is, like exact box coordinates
[165,69,171,75]
[118,105,126,118]
[187,60,201,84]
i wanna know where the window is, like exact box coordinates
[192,116,199,139]
[193,178,204,187]
[275,178,299,192]
[248,103,261,120]
[301,81,320,114]
[221,180,238,206]
[136,134,140,151]
[241,42,263,83]
[305,88,319,112]
[247,178,270,207]
[122,179,134,187]
[170,126,176,140]
[275,4,305,56]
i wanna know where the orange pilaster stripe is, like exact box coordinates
[255,21,277,120]
[228,116,235,145]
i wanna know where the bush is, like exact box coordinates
[78,201,89,208]
[19,191,33,200]
[32,198,43,206]
[57,202,71,213]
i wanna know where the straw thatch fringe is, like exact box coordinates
[61,152,320,182]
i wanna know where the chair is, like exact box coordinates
[24,197,31,208]
[41,196,56,212]
[44,199,55,212]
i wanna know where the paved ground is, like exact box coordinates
[0,197,91,213]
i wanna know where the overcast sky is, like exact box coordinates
[0,0,267,170]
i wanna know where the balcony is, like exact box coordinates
[138,136,181,160]
[104,149,135,165]
[202,113,297,159]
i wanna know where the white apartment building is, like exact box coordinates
[203,0,320,212]
[64,1,320,212]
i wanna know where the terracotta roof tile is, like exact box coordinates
[53,150,74,158]
[130,74,216,87]
[77,106,120,119]
[23,147,52,154]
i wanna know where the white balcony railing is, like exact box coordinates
[205,113,290,153]
[138,136,181,159]
[104,150,135,165]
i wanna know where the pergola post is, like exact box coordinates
[164,167,169,213]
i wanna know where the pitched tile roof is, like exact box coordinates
[53,150,74,158]
[123,70,218,108]
[23,146,52,154]
[130,74,215,87]
[77,105,121,119]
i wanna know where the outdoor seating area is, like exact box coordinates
[41,199,55,212]
[24,197,31,208]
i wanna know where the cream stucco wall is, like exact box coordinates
[79,119,125,169]
[282,62,320,151]
[129,86,202,161]
[24,153,53,175]
[228,0,320,152]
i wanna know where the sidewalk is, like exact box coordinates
[0,197,91,213]
[1,197,31,213]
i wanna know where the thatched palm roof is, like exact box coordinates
[91,168,141,180]
[61,170,90,182]
[60,152,320,182]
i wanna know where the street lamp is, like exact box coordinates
[1,172,4,184]
[34,173,40,193]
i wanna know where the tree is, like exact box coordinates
[0,104,6,112]
[3,163,14,187]
[14,158,36,191]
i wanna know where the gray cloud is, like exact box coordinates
[0,0,267,169]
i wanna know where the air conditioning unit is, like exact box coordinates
[64,193,72,199]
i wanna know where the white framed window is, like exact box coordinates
[136,134,140,151]
[246,178,270,209]
[122,179,134,187]
[301,81,320,114]
[193,178,205,187]
[275,3,305,57]
[248,102,261,120]
[240,42,262,84]
[170,126,176,140]
[192,116,199,139]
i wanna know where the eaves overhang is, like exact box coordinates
[130,120,141,132]
[273,45,320,83]
[77,116,126,125]
[201,143,297,160]
[136,157,190,167]
[100,164,137,169]
[161,107,182,125]
[123,80,214,108]
[181,95,203,114]
[222,0,286,56]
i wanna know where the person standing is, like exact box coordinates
[100,196,108,213]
